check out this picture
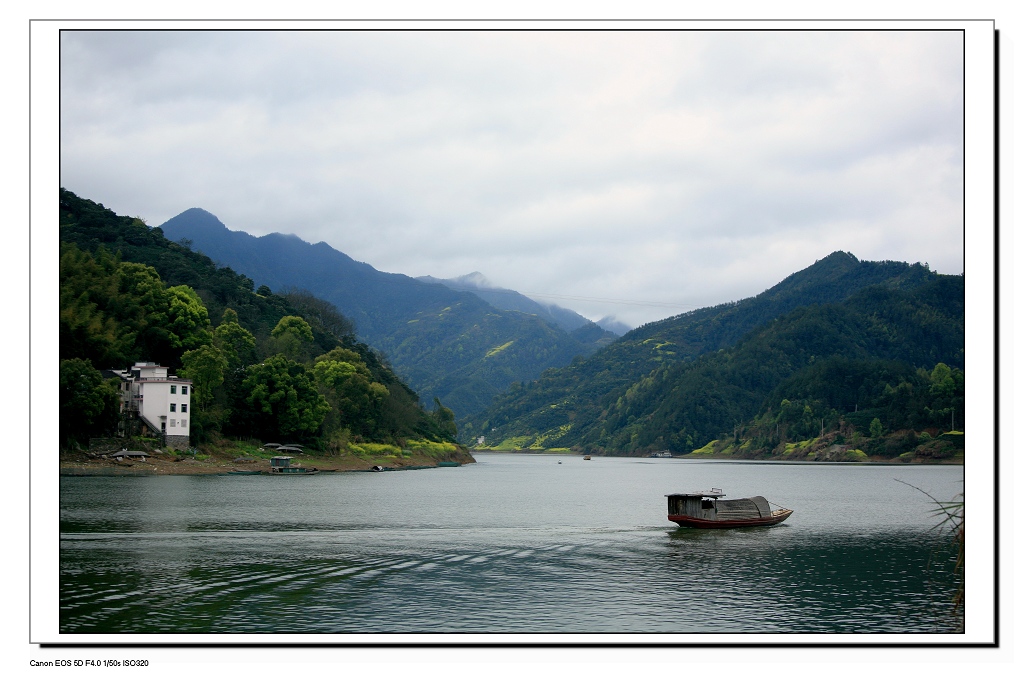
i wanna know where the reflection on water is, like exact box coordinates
[60,455,963,634]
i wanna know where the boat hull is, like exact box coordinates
[669,509,792,529]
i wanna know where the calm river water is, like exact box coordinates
[59,453,964,634]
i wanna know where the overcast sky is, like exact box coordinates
[60,30,964,328]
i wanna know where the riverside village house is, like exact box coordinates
[112,361,192,449]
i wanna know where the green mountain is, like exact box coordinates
[471,252,964,456]
[59,188,457,448]
[158,208,613,418]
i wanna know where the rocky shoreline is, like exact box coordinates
[60,442,476,475]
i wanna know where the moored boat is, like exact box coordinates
[268,455,318,474]
[666,489,792,528]
[267,467,319,475]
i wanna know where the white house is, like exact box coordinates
[113,361,193,449]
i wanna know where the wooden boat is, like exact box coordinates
[268,455,318,475]
[267,467,318,475]
[220,470,263,475]
[666,489,792,528]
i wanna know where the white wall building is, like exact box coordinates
[113,361,193,449]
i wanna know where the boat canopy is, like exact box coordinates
[665,488,725,499]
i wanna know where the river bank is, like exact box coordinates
[60,439,475,475]
[468,451,963,465]
[474,428,965,465]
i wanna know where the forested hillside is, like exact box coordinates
[159,207,612,417]
[472,253,964,459]
[59,189,458,452]
[61,189,964,462]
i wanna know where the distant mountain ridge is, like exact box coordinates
[159,208,616,418]
[416,272,613,334]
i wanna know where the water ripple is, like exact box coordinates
[60,458,964,634]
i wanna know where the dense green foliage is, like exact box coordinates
[473,253,964,456]
[59,189,458,449]
[312,347,392,441]
[236,354,332,440]
[60,358,120,448]
[158,207,616,418]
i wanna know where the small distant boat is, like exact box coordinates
[583,456,591,461]
[268,455,318,475]
[370,465,385,472]
[437,461,461,467]
[666,489,792,529]
[268,467,318,475]
[650,450,674,458]
[221,470,262,476]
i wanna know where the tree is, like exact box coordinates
[270,315,314,361]
[60,245,133,367]
[283,289,356,339]
[214,320,257,370]
[180,345,227,412]
[869,417,884,438]
[927,362,964,430]
[432,397,458,439]
[241,354,330,439]
[312,348,389,438]
[60,358,119,447]
[165,284,213,350]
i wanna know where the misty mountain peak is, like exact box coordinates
[451,272,493,290]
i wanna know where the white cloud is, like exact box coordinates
[60,29,964,328]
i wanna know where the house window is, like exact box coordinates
[181,419,187,428]
[170,419,176,428]
[181,404,188,413]
[170,385,177,394]
[170,403,176,412]
[182,386,188,395]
